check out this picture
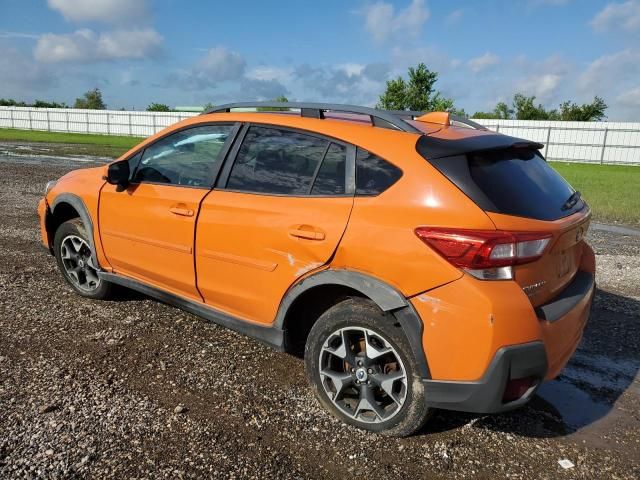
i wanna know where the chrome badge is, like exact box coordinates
[522,280,547,297]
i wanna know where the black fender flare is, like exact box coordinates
[275,269,431,378]
[50,193,102,270]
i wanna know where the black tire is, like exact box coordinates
[53,218,113,300]
[305,297,431,437]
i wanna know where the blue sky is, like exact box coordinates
[1,0,639,119]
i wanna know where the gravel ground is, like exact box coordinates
[0,150,639,479]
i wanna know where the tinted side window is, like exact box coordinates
[311,143,346,195]
[227,127,328,195]
[355,148,402,195]
[133,125,234,187]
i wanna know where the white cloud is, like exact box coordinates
[590,1,640,32]
[164,47,247,90]
[0,43,53,97]
[468,52,500,73]
[246,66,294,83]
[0,31,39,40]
[578,49,640,91]
[445,9,464,25]
[362,0,429,43]
[34,28,163,63]
[517,73,562,100]
[617,86,640,106]
[47,0,149,25]
[196,47,247,82]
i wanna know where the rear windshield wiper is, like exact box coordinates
[561,190,581,211]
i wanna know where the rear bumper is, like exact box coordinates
[422,342,547,413]
[538,271,595,379]
[412,266,595,413]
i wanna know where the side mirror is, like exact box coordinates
[106,160,130,189]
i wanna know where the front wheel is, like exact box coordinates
[53,218,112,300]
[305,298,431,437]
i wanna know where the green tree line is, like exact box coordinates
[3,74,608,122]
[377,63,607,121]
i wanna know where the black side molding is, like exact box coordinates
[99,272,285,350]
[275,269,431,378]
[535,270,595,322]
[50,193,102,269]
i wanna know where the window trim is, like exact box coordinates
[217,122,356,198]
[121,122,241,190]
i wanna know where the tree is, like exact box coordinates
[33,100,67,108]
[406,63,439,111]
[512,94,555,120]
[377,63,459,113]
[557,96,607,121]
[473,95,607,121]
[146,103,171,112]
[377,77,408,110]
[74,88,106,110]
[0,98,27,107]
[257,95,290,111]
[202,102,215,111]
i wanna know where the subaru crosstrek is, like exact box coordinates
[38,103,595,436]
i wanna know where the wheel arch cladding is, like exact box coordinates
[276,270,431,378]
[50,194,101,269]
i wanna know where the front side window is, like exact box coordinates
[227,126,331,195]
[133,125,234,187]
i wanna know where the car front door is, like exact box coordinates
[99,124,238,300]
[195,125,355,323]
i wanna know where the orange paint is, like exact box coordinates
[38,108,594,389]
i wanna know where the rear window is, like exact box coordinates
[426,148,584,221]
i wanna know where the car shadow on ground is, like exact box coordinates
[106,278,638,440]
[420,289,639,439]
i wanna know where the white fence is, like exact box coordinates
[0,106,197,138]
[474,119,640,165]
[1,106,639,165]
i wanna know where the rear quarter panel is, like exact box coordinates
[330,134,496,297]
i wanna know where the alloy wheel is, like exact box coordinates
[318,327,408,424]
[60,235,100,292]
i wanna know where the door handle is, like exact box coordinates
[288,226,326,241]
[169,206,194,217]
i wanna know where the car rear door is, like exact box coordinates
[195,124,355,324]
[99,124,238,300]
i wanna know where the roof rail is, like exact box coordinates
[449,115,488,131]
[203,102,423,133]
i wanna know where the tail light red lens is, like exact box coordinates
[414,228,552,277]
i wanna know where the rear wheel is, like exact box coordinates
[305,298,431,436]
[53,219,112,299]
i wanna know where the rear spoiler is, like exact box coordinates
[417,133,544,160]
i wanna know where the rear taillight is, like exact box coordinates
[414,227,551,280]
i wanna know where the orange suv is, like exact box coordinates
[38,103,595,436]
